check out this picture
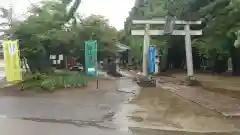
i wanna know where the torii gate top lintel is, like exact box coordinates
[132,19,202,25]
[131,18,203,78]
[131,19,203,36]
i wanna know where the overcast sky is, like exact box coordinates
[0,0,135,30]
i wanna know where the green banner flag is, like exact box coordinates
[85,40,97,76]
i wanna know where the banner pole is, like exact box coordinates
[96,40,99,89]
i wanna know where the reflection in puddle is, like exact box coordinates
[111,78,184,131]
[105,78,142,131]
[112,104,140,131]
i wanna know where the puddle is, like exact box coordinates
[111,104,140,131]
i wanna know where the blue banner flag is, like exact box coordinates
[148,46,155,73]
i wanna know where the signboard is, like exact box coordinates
[3,40,21,82]
[148,46,155,73]
[85,40,97,76]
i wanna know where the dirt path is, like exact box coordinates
[167,73,240,100]
[119,70,240,132]
[128,86,240,132]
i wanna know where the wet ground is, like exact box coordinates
[0,68,239,134]
[160,71,240,99]
[1,118,239,135]
[129,87,240,132]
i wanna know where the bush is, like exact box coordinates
[21,71,88,92]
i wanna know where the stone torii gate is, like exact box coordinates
[131,19,202,80]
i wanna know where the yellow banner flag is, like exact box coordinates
[3,40,22,82]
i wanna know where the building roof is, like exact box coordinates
[116,43,130,52]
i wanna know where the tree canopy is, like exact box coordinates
[7,0,118,73]
[124,0,240,74]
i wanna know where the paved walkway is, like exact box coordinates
[0,59,5,80]
[0,118,238,135]
[0,59,4,68]
[159,82,240,117]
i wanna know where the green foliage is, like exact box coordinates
[0,6,12,39]
[78,15,118,59]
[152,38,168,56]
[129,37,143,62]
[22,71,88,92]
[188,0,240,57]
[41,72,87,91]
[123,0,170,62]
[8,0,118,73]
[125,0,240,59]
[11,0,81,54]
[8,0,82,73]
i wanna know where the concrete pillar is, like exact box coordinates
[143,24,150,76]
[184,24,194,78]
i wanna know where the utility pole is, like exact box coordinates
[7,5,13,39]
[8,5,13,26]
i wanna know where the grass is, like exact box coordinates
[21,71,88,92]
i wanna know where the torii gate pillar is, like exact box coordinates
[131,19,202,80]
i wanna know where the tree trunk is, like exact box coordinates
[160,54,168,72]
[23,57,29,73]
[65,56,68,69]
[231,47,240,76]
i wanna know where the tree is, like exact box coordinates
[10,0,81,73]
[124,0,170,70]
[80,15,118,58]
[10,0,119,73]
[182,0,240,75]
[65,14,118,63]
[0,6,13,39]
[124,0,240,75]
